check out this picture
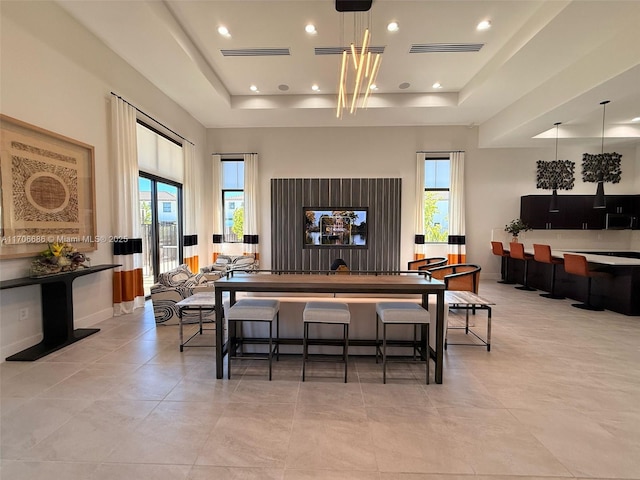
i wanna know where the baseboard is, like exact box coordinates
[76,307,114,328]
[1,333,43,362]
[482,273,502,281]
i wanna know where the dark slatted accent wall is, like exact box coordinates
[271,178,401,271]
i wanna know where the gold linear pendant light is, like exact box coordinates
[336,11,382,118]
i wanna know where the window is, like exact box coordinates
[222,159,244,242]
[424,158,450,242]
[137,121,183,295]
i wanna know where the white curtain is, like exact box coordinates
[183,142,199,273]
[243,153,260,262]
[414,153,426,260]
[211,154,223,262]
[111,96,145,315]
[448,151,466,264]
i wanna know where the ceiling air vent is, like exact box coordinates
[315,46,385,55]
[221,48,290,57]
[409,43,484,53]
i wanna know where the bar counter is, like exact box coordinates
[506,250,640,315]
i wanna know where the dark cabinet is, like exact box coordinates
[520,195,570,229]
[520,194,613,230]
[606,195,639,215]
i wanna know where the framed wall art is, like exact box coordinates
[0,114,97,259]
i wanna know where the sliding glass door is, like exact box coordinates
[139,174,182,296]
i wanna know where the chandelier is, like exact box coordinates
[335,3,382,118]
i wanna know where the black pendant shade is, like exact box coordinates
[549,188,559,213]
[594,180,606,209]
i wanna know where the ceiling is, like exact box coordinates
[57,0,640,148]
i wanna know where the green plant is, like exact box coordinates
[232,206,244,239]
[30,242,90,276]
[505,218,531,236]
[424,192,448,242]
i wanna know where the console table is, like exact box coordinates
[1,264,119,361]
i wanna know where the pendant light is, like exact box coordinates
[593,100,609,209]
[549,122,561,213]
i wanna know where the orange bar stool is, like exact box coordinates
[509,242,536,291]
[563,254,608,311]
[490,241,515,284]
[533,244,565,300]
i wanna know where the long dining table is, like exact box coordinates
[213,272,447,383]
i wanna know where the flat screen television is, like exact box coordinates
[303,208,368,248]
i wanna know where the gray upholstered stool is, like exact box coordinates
[227,298,280,380]
[375,302,431,384]
[302,301,351,383]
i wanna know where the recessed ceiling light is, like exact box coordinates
[305,24,317,34]
[432,82,442,89]
[399,82,410,89]
[218,26,230,37]
[477,20,491,30]
[250,85,258,92]
[311,84,320,91]
[632,116,640,122]
[278,84,289,91]
[370,84,378,91]
[387,22,399,32]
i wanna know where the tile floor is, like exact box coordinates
[1,281,640,480]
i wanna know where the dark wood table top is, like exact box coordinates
[214,272,445,294]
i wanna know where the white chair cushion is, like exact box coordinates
[227,299,280,321]
[303,301,351,324]
[376,302,430,324]
[233,255,255,267]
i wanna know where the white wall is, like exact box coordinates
[207,127,639,279]
[1,1,638,360]
[0,1,208,359]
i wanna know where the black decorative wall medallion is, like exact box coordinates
[536,160,575,190]
[581,152,622,183]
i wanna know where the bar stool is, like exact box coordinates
[227,298,280,380]
[490,241,515,284]
[302,301,350,383]
[509,242,536,291]
[375,302,431,384]
[563,254,608,311]
[533,244,565,299]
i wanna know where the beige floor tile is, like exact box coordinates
[284,469,380,479]
[18,399,157,462]
[510,408,640,478]
[195,416,293,468]
[0,397,92,459]
[89,462,191,480]
[0,460,99,480]
[0,362,83,397]
[188,465,284,479]
[106,400,224,464]
[99,364,188,401]
[286,418,377,471]
[1,288,639,479]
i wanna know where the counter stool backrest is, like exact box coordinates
[533,244,553,263]
[491,241,508,257]
[563,253,590,277]
[533,244,563,265]
[509,242,527,260]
